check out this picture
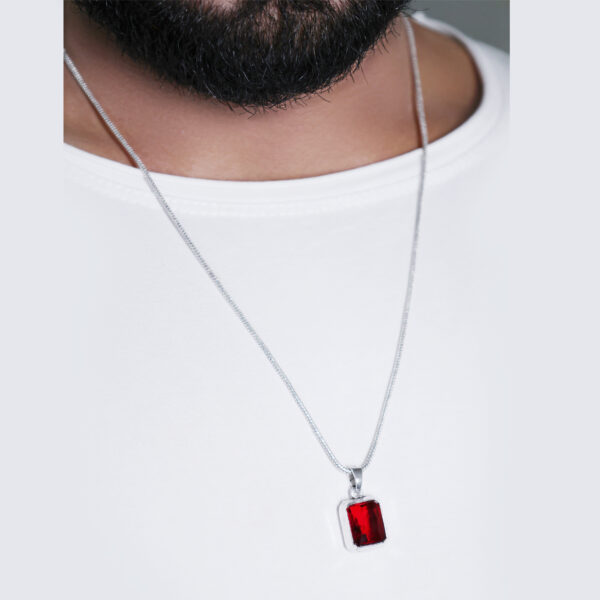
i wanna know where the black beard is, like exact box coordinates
[73,0,411,109]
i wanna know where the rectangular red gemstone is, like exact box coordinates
[346,499,386,547]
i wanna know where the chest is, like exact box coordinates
[64,174,501,599]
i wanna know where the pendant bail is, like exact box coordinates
[348,467,363,499]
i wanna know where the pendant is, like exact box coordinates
[337,468,387,551]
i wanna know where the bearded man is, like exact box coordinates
[63,1,508,597]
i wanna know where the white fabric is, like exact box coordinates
[63,15,509,600]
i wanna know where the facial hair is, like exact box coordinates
[73,0,411,109]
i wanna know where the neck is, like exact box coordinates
[64,5,481,181]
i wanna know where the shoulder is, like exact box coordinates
[468,38,509,104]
[412,12,509,154]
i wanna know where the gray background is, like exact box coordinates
[411,0,510,52]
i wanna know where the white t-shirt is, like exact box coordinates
[63,15,509,600]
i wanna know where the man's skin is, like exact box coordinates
[63,1,481,181]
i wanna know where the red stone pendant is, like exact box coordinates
[346,499,387,547]
[338,497,387,550]
[338,468,387,551]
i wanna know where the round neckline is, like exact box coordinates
[64,14,507,217]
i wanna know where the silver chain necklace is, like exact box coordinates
[64,15,428,551]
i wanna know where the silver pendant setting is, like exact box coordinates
[337,468,387,551]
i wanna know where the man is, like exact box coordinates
[64,1,508,598]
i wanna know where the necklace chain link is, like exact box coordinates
[63,16,428,477]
